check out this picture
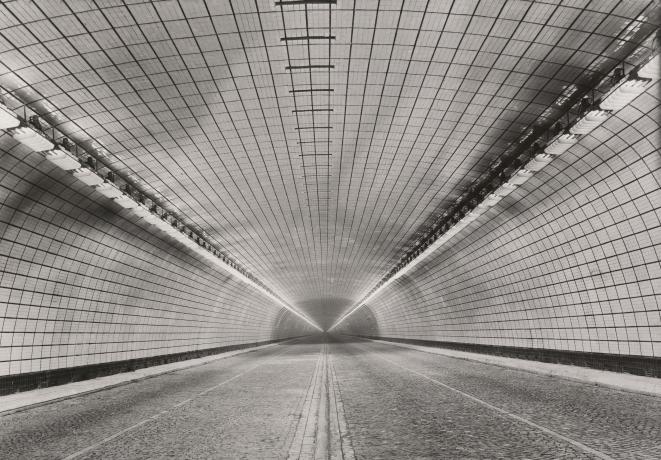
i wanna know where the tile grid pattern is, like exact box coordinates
[0,1,657,327]
[338,82,661,357]
[0,139,314,384]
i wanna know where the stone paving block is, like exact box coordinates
[2,336,659,459]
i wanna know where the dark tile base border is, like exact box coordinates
[355,335,661,378]
[0,337,303,396]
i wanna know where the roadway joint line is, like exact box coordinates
[328,344,356,460]
[287,342,327,459]
[356,343,615,460]
[63,344,298,460]
[314,342,330,460]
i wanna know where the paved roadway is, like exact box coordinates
[1,335,660,459]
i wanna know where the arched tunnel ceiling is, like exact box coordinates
[0,1,658,329]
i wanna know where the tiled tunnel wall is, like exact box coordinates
[0,133,314,392]
[338,81,661,371]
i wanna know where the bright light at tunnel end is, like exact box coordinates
[215,261,321,331]
[278,299,323,331]
[328,303,365,332]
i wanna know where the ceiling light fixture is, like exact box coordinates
[569,109,610,135]
[73,167,104,186]
[43,142,81,171]
[600,78,651,112]
[543,132,580,155]
[113,194,139,209]
[0,101,19,129]
[482,193,503,207]
[94,182,123,199]
[637,54,659,79]
[507,169,534,185]
[524,153,554,172]
[493,182,518,197]
[10,125,54,151]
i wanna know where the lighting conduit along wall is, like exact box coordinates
[0,92,321,332]
[330,50,659,332]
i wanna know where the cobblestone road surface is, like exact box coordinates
[1,335,659,459]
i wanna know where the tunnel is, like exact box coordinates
[0,1,660,458]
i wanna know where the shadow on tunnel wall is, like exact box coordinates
[0,138,315,395]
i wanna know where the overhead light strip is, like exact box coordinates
[0,93,321,332]
[329,48,659,332]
